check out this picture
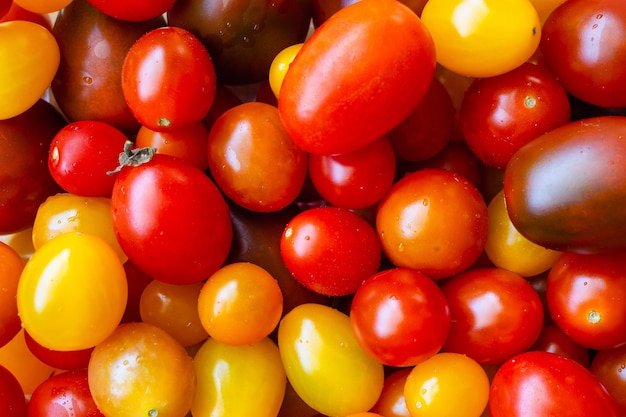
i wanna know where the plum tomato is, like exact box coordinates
[489,351,619,417]
[404,352,490,417]
[540,0,626,108]
[421,0,541,78]
[280,207,381,296]
[460,62,571,169]
[121,26,216,131]
[88,322,195,417]
[307,136,397,210]
[590,344,626,415]
[376,168,488,279]
[0,364,26,417]
[278,303,384,417]
[23,330,93,371]
[27,369,104,417]
[504,116,626,253]
[207,102,308,212]
[111,153,232,285]
[278,0,436,155]
[441,267,545,365]
[87,0,176,21]
[48,121,129,197]
[546,251,626,350]
[0,242,23,349]
[350,268,450,367]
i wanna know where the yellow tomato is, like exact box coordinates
[0,20,60,119]
[13,0,72,14]
[421,0,541,78]
[269,43,303,98]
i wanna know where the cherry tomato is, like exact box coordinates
[269,43,303,98]
[23,330,93,371]
[421,0,541,78]
[88,322,195,417]
[370,368,412,417]
[350,268,451,367]
[279,0,436,155]
[280,207,381,296]
[0,3,52,29]
[197,262,283,346]
[0,242,23,349]
[120,260,153,324]
[87,0,176,21]
[412,141,483,189]
[17,232,128,351]
[278,303,384,417]
[489,351,619,416]
[529,0,567,24]
[376,168,488,279]
[0,20,60,119]
[529,321,590,368]
[13,0,71,13]
[0,364,26,417]
[27,369,104,417]
[311,0,429,27]
[590,344,626,415]
[122,26,216,131]
[111,153,232,285]
[404,352,490,417]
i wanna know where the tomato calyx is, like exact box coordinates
[107,140,156,175]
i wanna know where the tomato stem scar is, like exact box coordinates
[106,140,157,175]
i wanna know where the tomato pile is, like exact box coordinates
[2,0,626,416]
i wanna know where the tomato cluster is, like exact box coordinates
[2,0,626,416]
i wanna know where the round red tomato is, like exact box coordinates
[590,344,626,415]
[0,364,26,417]
[111,153,232,285]
[87,0,176,21]
[24,330,93,371]
[350,268,450,367]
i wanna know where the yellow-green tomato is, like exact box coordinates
[404,352,490,417]
[278,303,385,417]
[485,190,561,277]
[421,0,541,78]
[17,232,127,351]
[192,336,286,417]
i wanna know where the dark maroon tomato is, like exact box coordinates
[280,206,381,296]
[546,251,626,350]
[541,0,626,108]
[0,364,26,417]
[590,344,626,415]
[312,0,428,27]
[504,116,626,253]
[120,260,153,323]
[489,351,619,417]
[441,267,544,365]
[529,321,590,368]
[27,369,104,417]
[350,268,450,367]
[167,0,313,85]
[460,62,571,169]
[0,99,64,234]
[24,331,93,371]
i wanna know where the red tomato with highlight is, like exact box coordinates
[87,0,176,21]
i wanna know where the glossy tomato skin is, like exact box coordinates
[23,331,93,371]
[111,154,232,285]
[279,0,435,155]
[541,0,626,108]
[530,321,590,368]
[590,344,626,415]
[504,116,626,253]
[87,0,176,21]
[0,364,26,417]
[489,351,619,417]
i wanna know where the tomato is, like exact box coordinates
[13,0,71,13]
[111,153,232,285]
[412,141,483,189]
[88,322,195,417]
[0,3,51,30]
[48,121,129,197]
[489,351,619,416]
[27,369,104,417]
[269,43,303,98]
[504,116,626,253]
[0,364,26,417]
[280,207,381,296]
[17,232,127,351]
[370,368,411,417]
[121,26,216,131]
[540,0,626,108]
[0,0,10,19]
[376,169,488,279]
[404,352,490,417]
[485,190,561,277]
[120,260,153,324]
[197,262,283,346]
[23,330,93,371]
[0,242,23,349]
[207,102,308,212]
[0,20,60,119]
[311,0,429,26]
[350,268,451,367]
[590,344,626,415]
[278,303,384,417]
[87,0,176,21]
[546,251,626,350]
[529,0,567,24]
[278,0,436,155]
[529,321,590,368]
[421,0,541,78]
[307,136,397,210]
[460,62,571,169]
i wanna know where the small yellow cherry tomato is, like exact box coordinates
[0,20,60,119]
[13,0,73,14]
[421,0,541,78]
[269,43,303,98]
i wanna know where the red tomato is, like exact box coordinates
[530,321,590,368]
[489,351,619,417]
[0,364,26,417]
[441,267,544,365]
[540,0,626,108]
[369,368,411,417]
[278,0,436,155]
[350,268,450,367]
[0,3,51,30]
[280,207,381,296]
[111,153,232,285]
[590,344,626,415]
[546,251,626,350]
[122,26,216,131]
[87,0,176,21]
[23,331,93,371]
